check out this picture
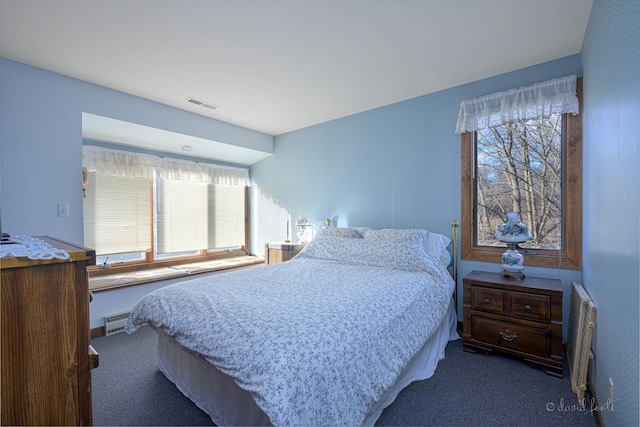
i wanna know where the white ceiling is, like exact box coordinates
[0,0,592,141]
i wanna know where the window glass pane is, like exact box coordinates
[208,185,245,250]
[96,252,145,266]
[475,114,563,251]
[83,171,151,255]
[156,179,209,254]
[156,180,246,255]
[154,250,200,260]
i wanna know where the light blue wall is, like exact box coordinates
[250,54,583,337]
[581,0,640,425]
[0,57,273,328]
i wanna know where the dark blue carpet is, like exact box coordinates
[91,326,597,426]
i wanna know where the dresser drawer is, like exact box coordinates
[511,291,550,322]
[471,286,506,314]
[472,316,550,357]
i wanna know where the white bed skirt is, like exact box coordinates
[155,302,459,426]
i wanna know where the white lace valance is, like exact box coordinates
[83,145,250,186]
[455,75,579,134]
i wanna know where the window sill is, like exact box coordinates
[461,246,580,270]
[89,255,264,292]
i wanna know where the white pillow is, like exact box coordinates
[296,235,438,272]
[425,232,452,267]
[362,228,451,267]
[316,227,364,238]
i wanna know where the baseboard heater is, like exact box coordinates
[104,311,131,336]
[567,282,596,403]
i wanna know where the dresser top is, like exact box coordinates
[0,236,95,269]
[266,242,306,250]
[463,270,562,294]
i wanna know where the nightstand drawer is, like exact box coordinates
[472,316,550,357]
[511,291,550,322]
[471,287,506,314]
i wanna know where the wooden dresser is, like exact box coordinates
[264,242,305,264]
[1,236,97,425]
[462,270,563,377]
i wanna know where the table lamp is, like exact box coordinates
[494,212,533,279]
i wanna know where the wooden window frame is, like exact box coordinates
[461,78,582,270]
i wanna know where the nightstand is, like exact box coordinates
[264,242,305,264]
[462,270,563,377]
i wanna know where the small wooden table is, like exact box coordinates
[462,270,563,377]
[264,242,305,264]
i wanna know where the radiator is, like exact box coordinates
[104,311,131,336]
[566,282,596,402]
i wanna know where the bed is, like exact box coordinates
[126,226,460,426]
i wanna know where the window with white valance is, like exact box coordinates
[82,145,249,264]
[458,75,582,271]
[455,75,579,134]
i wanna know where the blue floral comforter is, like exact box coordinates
[126,235,454,426]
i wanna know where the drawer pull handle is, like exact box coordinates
[525,305,532,311]
[484,298,490,304]
[499,329,518,341]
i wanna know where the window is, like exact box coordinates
[459,77,582,270]
[83,146,250,274]
[475,114,563,250]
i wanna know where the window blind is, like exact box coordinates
[207,184,245,249]
[156,180,245,253]
[83,171,151,255]
[83,144,248,258]
[156,179,209,253]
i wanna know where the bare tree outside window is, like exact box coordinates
[475,114,563,251]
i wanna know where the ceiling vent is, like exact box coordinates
[185,97,219,110]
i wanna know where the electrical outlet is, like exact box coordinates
[608,377,614,404]
[57,202,70,217]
